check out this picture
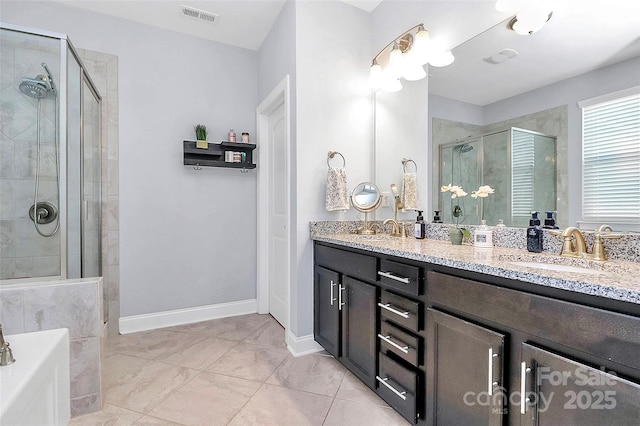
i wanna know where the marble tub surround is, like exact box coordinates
[0,278,103,417]
[311,233,640,305]
[310,221,640,263]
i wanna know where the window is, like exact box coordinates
[580,87,640,227]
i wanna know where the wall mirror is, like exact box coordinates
[374,78,428,220]
[373,2,640,228]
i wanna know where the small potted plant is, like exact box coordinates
[441,184,471,245]
[194,124,208,149]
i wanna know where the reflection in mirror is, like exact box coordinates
[439,128,556,227]
[432,105,568,227]
[351,182,383,234]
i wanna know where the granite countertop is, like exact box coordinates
[312,233,640,305]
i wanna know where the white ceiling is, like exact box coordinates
[53,0,640,105]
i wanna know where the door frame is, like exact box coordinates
[256,75,291,330]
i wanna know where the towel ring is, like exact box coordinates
[402,158,417,173]
[327,151,346,168]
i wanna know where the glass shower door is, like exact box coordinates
[82,77,101,278]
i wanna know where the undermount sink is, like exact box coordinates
[508,261,604,275]
[354,234,394,241]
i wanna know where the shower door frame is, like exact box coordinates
[0,22,102,283]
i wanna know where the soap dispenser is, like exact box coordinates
[414,210,426,239]
[543,211,559,229]
[527,211,543,253]
[432,211,443,223]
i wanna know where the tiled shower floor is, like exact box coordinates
[70,313,409,425]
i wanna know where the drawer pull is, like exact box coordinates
[330,280,337,306]
[339,284,345,310]
[376,376,407,400]
[378,302,410,319]
[378,334,410,354]
[378,271,410,284]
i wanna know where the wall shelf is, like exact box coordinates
[183,141,256,169]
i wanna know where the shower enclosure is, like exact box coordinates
[440,128,556,227]
[0,23,102,282]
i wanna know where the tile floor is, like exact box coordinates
[71,313,409,425]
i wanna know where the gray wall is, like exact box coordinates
[2,1,259,317]
[293,1,372,337]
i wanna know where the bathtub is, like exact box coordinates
[0,328,70,425]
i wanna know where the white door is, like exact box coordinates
[268,103,288,327]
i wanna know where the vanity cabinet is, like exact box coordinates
[314,245,378,387]
[426,270,640,426]
[313,240,640,425]
[426,308,505,425]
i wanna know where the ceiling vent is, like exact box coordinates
[180,5,219,24]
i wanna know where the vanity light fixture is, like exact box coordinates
[369,23,454,92]
[497,0,553,35]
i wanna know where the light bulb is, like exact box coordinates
[386,43,405,79]
[407,26,431,65]
[381,77,402,93]
[403,63,427,81]
[513,3,552,35]
[429,50,455,67]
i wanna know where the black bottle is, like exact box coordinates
[415,210,426,239]
[527,211,543,253]
[432,210,442,223]
[543,211,559,229]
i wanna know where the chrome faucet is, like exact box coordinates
[550,226,587,258]
[0,323,16,366]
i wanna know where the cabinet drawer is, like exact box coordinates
[315,244,377,281]
[377,353,419,424]
[378,259,421,295]
[379,321,421,367]
[379,290,421,333]
[427,270,640,371]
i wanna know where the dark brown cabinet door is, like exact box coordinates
[427,308,506,426]
[314,266,340,358]
[342,276,377,388]
[520,343,640,426]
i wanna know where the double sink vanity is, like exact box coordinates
[311,222,640,425]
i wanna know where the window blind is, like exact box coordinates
[582,91,640,223]
[512,130,535,217]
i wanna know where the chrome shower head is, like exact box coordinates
[19,63,56,99]
[19,75,52,99]
[454,143,474,153]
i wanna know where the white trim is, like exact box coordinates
[118,299,257,334]
[577,85,640,108]
[285,330,324,357]
[256,76,291,329]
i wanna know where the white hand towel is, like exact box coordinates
[401,172,419,210]
[326,167,350,211]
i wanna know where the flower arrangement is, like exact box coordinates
[471,185,495,223]
[441,184,471,242]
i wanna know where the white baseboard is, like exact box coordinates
[285,330,324,357]
[119,299,257,334]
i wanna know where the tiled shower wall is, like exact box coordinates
[76,48,120,334]
[0,31,62,278]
